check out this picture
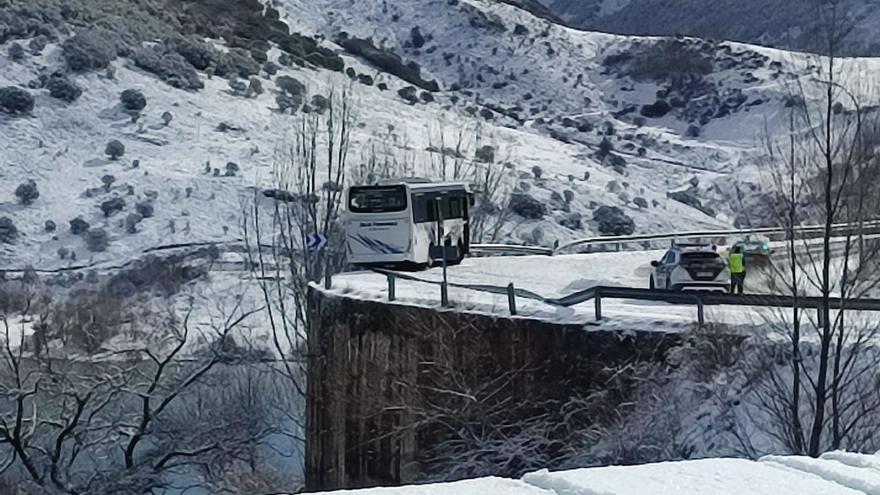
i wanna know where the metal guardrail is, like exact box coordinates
[370,268,880,327]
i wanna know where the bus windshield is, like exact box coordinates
[348,186,408,213]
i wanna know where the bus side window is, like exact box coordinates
[448,196,462,219]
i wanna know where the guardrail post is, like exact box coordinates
[387,273,396,301]
[594,289,603,321]
[507,283,517,316]
[697,300,705,329]
[440,282,449,307]
[324,271,332,290]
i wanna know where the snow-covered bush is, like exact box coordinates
[105,140,125,160]
[0,217,18,244]
[46,74,83,102]
[63,29,120,72]
[593,205,635,235]
[0,86,34,114]
[15,180,39,205]
[120,89,147,111]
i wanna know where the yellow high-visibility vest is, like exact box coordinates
[729,252,745,273]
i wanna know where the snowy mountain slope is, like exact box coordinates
[541,0,880,57]
[2,0,878,269]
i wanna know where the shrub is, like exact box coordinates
[125,213,143,234]
[8,42,25,61]
[162,111,173,126]
[358,74,375,86]
[509,193,547,219]
[276,75,306,96]
[597,137,614,159]
[135,200,154,218]
[563,190,575,203]
[0,87,34,114]
[120,89,147,111]
[276,94,303,114]
[63,29,119,72]
[311,95,330,114]
[15,180,39,205]
[686,125,701,137]
[593,206,635,236]
[105,140,125,160]
[246,77,263,97]
[45,220,56,232]
[101,174,116,191]
[170,36,218,70]
[132,46,203,90]
[46,74,83,102]
[84,228,109,252]
[398,86,419,104]
[627,40,714,81]
[633,196,649,209]
[29,36,48,55]
[100,197,125,217]
[0,217,18,244]
[337,36,439,91]
[216,48,260,79]
[559,212,582,230]
[410,27,426,49]
[225,162,240,176]
[69,217,90,235]
[640,100,672,118]
[531,165,544,179]
[263,61,279,76]
[475,145,496,163]
[420,91,434,103]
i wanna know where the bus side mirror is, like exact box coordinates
[650,260,660,267]
[468,193,475,207]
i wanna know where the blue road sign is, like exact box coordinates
[306,233,328,251]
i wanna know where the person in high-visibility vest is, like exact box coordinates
[728,245,746,294]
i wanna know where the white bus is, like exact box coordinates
[345,180,475,268]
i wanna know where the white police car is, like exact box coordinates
[649,241,730,291]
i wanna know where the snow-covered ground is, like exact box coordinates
[312,452,880,494]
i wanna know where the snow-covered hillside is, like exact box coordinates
[316,452,880,494]
[2,0,879,269]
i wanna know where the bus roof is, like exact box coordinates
[352,181,469,192]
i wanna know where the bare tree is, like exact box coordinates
[752,0,880,456]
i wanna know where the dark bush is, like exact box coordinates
[311,94,330,114]
[410,27,426,49]
[132,46,204,90]
[0,86,34,114]
[101,174,116,191]
[263,61,279,76]
[46,74,83,102]
[398,86,419,104]
[510,193,547,219]
[640,100,671,118]
[100,197,126,217]
[337,36,439,91]
[45,220,57,232]
[276,93,303,114]
[276,75,306,96]
[475,145,496,163]
[531,165,544,179]
[246,77,263,97]
[170,36,218,70]
[135,200,155,218]
[105,140,125,160]
[626,39,713,81]
[593,206,635,236]
[215,48,260,79]
[225,162,240,176]
[633,197,649,209]
[29,36,48,55]
[69,217,90,235]
[84,228,109,252]
[8,42,25,61]
[162,111,173,126]
[125,213,143,234]
[15,180,39,205]
[420,91,434,103]
[63,29,119,72]
[686,124,701,137]
[120,89,147,111]
[559,212,582,230]
[0,217,18,244]
[358,74,374,86]
[514,24,529,36]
